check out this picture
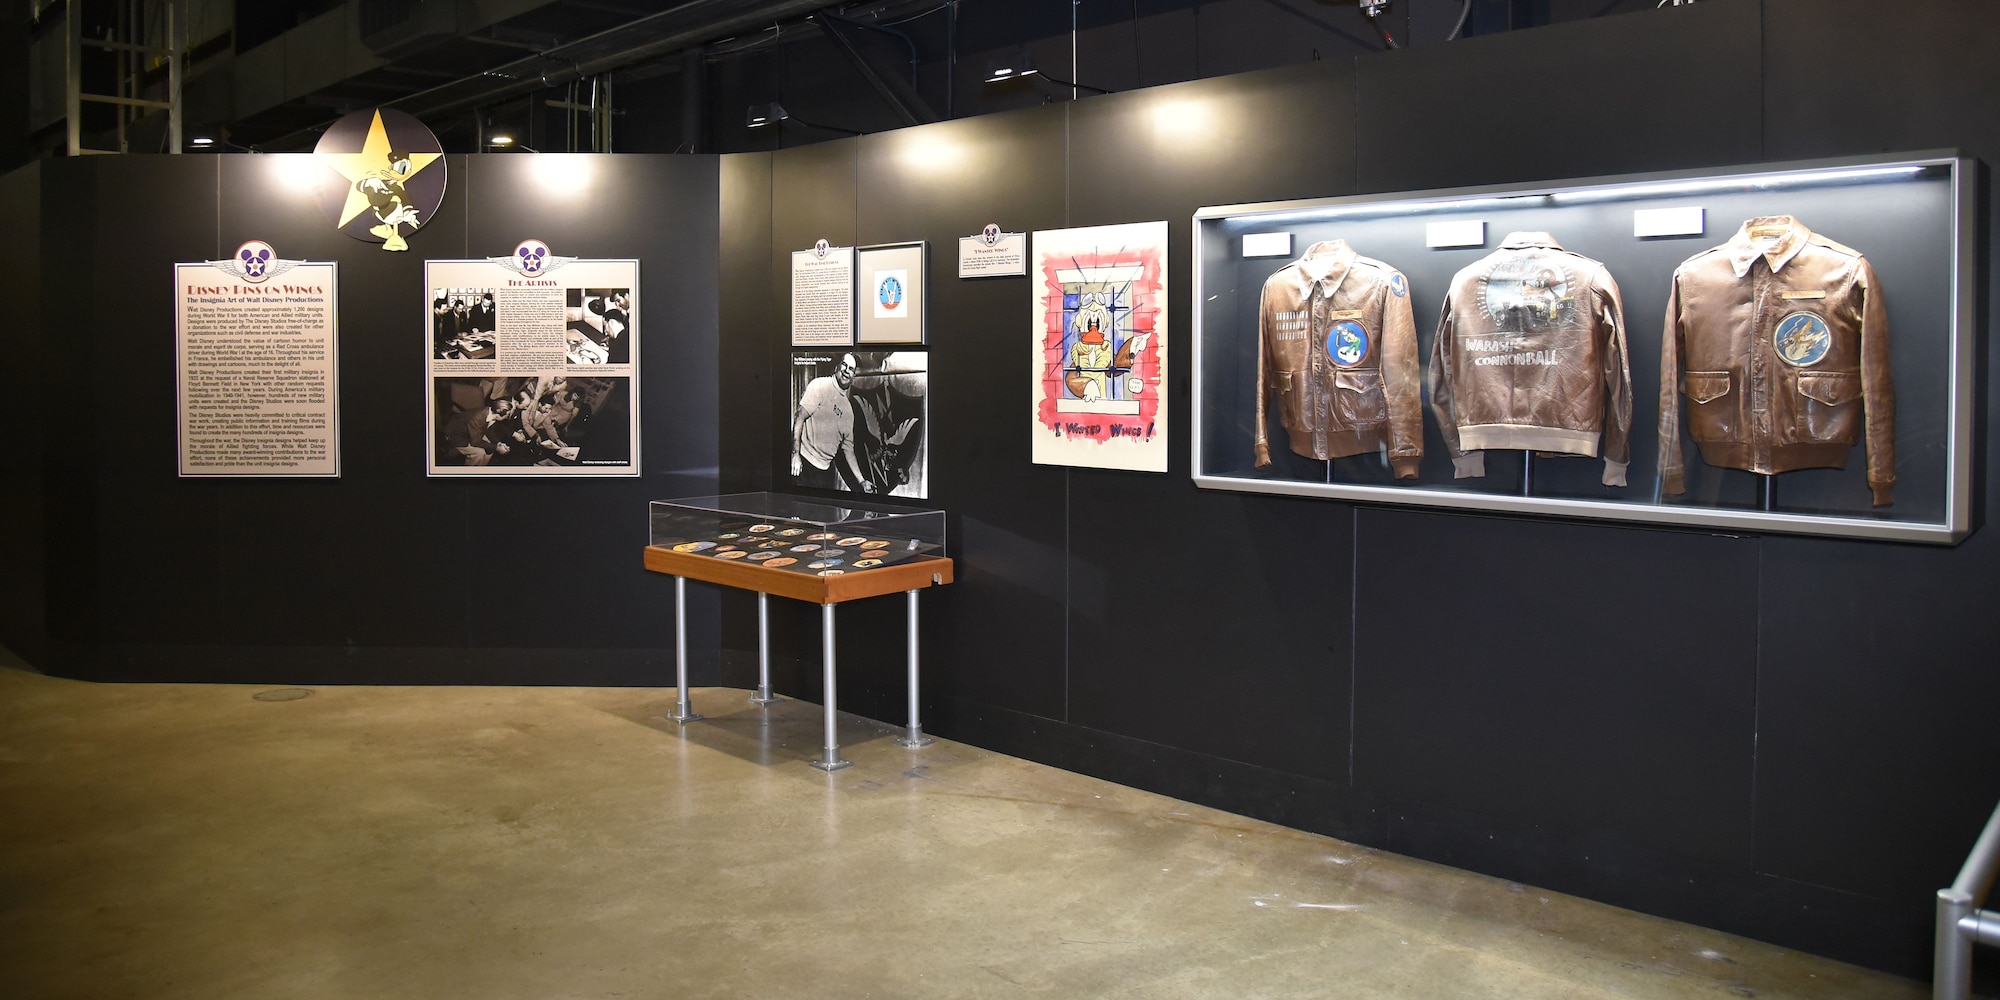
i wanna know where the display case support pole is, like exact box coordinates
[669,576,702,723]
[896,588,934,748]
[751,591,780,705]
[809,603,851,771]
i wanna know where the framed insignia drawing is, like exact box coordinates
[1030,221,1170,473]
[856,242,927,345]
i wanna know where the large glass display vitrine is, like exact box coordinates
[1191,152,1975,543]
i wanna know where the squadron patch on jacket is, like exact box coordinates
[1389,273,1408,297]
[1774,311,1833,367]
[1328,321,1371,368]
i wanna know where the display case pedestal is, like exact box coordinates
[645,493,953,769]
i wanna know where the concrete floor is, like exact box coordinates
[0,655,1928,1000]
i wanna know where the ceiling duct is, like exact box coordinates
[359,0,461,59]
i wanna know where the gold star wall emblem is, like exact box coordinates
[318,110,444,229]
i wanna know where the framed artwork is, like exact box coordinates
[789,350,929,499]
[857,241,927,345]
[1030,221,1170,472]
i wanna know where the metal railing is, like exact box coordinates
[1937,798,2000,999]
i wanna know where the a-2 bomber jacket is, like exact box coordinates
[1428,232,1634,486]
[1254,240,1422,477]
[1658,216,1895,505]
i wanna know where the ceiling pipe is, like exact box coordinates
[259,0,838,150]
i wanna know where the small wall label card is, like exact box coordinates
[792,239,855,346]
[958,223,1027,278]
[175,241,340,477]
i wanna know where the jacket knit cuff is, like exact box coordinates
[1601,459,1628,488]
[1660,469,1685,496]
[1871,480,1893,506]
[1254,442,1271,469]
[1390,455,1421,480]
[1451,452,1485,479]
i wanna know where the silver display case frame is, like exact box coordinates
[1189,151,1977,544]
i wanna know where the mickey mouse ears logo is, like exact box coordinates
[982,223,1001,246]
[516,239,550,274]
[235,241,276,281]
[814,239,830,259]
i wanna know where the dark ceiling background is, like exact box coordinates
[9,0,1663,167]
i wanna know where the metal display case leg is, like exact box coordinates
[896,588,934,748]
[750,591,780,705]
[809,603,851,771]
[668,576,702,723]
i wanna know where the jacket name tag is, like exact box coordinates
[1780,291,1827,300]
[1328,310,1364,321]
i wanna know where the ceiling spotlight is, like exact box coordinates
[985,56,1040,84]
[488,135,514,147]
[190,136,214,147]
[747,102,789,128]
[983,55,1109,96]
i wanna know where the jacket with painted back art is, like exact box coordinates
[1254,240,1423,478]
[1428,232,1634,486]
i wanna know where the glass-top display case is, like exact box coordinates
[647,492,946,577]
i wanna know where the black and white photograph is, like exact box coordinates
[433,374,631,471]
[565,288,631,366]
[432,287,497,360]
[789,350,928,499]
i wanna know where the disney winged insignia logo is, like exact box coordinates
[487,238,576,277]
[206,240,304,282]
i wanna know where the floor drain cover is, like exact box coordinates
[252,688,315,702]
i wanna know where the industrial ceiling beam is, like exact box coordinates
[813,9,937,128]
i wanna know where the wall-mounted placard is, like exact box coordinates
[175,241,340,477]
[792,239,855,346]
[958,223,1027,277]
[424,241,640,477]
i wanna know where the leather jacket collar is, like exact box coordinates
[1724,215,1812,278]
[1295,239,1357,285]
[1497,231,1565,251]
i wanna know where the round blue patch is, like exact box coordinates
[1389,273,1408,298]
[1328,320,1370,368]
[1773,311,1832,367]
[878,275,904,310]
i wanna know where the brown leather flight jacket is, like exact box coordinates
[1428,233,1633,486]
[1254,240,1422,477]
[1658,216,1894,505]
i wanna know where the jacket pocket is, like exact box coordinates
[1795,370,1861,442]
[1682,371,1736,440]
[1333,369,1386,426]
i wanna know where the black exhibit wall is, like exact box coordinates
[0,162,44,666]
[5,153,726,684]
[0,0,1994,983]
[718,0,2000,978]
